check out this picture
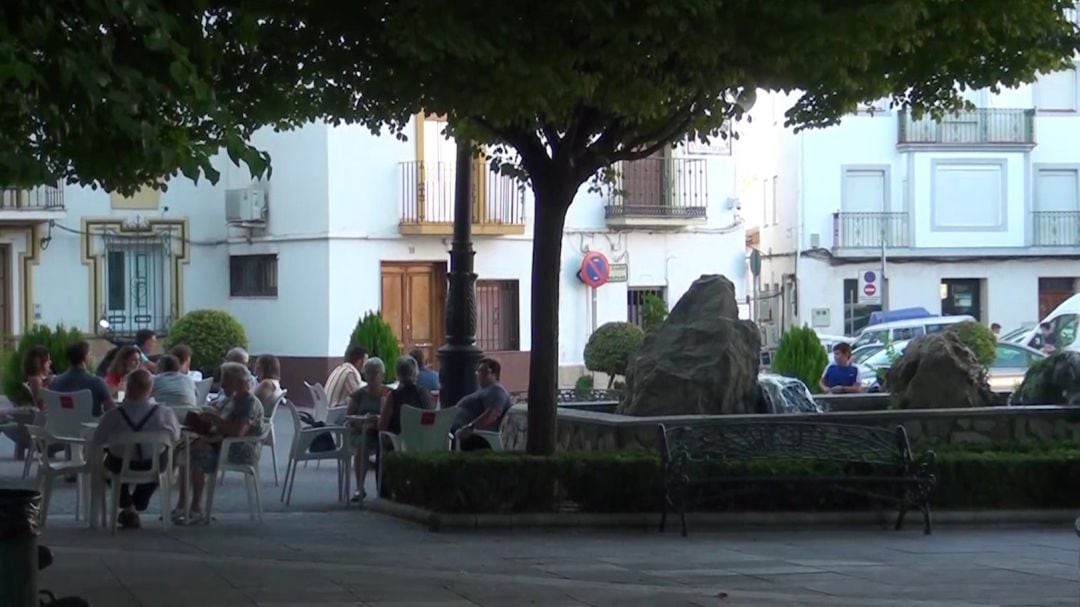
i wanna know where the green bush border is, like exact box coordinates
[382,445,1080,514]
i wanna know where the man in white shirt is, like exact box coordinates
[90,369,181,529]
[170,344,203,381]
[152,354,199,408]
[325,345,367,407]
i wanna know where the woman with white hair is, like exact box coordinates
[378,355,433,435]
[174,361,265,523]
[346,357,387,502]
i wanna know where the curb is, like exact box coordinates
[365,499,1078,532]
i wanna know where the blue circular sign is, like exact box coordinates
[863,271,877,283]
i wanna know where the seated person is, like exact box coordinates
[152,355,199,408]
[453,358,512,451]
[171,344,203,381]
[253,354,283,410]
[378,356,433,435]
[51,341,114,416]
[22,345,52,411]
[133,329,158,373]
[346,357,389,502]
[326,345,367,407]
[89,369,181,529]
[819,343,863,394]
[105,345,141,398]
[410,349,440,396]
[174,362,264,524]
[224,347,258,391]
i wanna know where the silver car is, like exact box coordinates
[858,340,1045,392]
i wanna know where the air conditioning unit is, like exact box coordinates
[226,188,267,224]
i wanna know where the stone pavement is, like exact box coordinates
[3,415,1080,606]
[34,515,1080,606]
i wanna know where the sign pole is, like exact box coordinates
[881,218,889,313]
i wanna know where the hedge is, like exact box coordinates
[382,446,1080,514]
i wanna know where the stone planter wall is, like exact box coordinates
[500,404,1080,452]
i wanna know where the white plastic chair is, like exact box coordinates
[305,381,330,423]
[280,399,351,505]
[21,409,46,479]
[26,425,90,528]
[40,389,96,444]
[260,389,287,486]
[99,431,175,533]
[195,378,213,406]
[378,406,458,493]
[205,425,271,522]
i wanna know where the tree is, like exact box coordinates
[583,322,645,388]
[8,1,1080,454]
[770,326,829,395]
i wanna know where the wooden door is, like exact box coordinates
[380,263,446,367]
[623,149,665,208]
[1038,277,1078,319]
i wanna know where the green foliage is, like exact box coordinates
[164,310,247,374]
[574,374,594,398]
[583,322,644,388]
[948,321,998,367]
[350,311,401,383]
[3,324,84,405]
[640,294,668,333]
[771,326,829,394]
[384,446,1080,514]
[1012,353,1078,405]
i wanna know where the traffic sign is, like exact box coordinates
[858,269,881,305]
[578,251,611,288]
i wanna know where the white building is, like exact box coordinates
[1,115,745,395]
[745,63,1080,343]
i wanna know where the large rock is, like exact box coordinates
[1010,351,1080,405]
[887,332,992,409]
[617,275,761,416]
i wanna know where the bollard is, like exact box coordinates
[0,489,41,607]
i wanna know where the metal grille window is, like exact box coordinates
[476,280,520,351]
[628,287,666,328]
[102,234,170,334]
[230,255,278,297]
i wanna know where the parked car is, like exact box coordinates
[857,340,1045,392]
[999,324,1035,345]
[851,315,975,349]
[851,343,885,364]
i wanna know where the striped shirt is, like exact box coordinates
[325,362,362,407]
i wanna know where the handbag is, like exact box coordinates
[298,411,335,453]
[183,410,214,436]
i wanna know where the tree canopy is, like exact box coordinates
[4,0,1079,453]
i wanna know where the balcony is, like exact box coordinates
[897,109,1035,149]
[833,212,910,249]
[0,182,66,224]
[399,161,525,236]
[1033,211,1080,246]
[605,157,708,229]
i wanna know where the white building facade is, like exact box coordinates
[746,63,1080,344]
[2,116,746,395]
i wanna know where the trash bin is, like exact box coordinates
[0,489,41,607]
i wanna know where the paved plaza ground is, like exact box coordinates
[2,414,1079,606]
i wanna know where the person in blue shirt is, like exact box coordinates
[819,342,863,394]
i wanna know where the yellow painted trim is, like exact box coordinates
[80,217,190,333]
[16,225,40,332]
[399,222,525,236]
[109,186,161,210]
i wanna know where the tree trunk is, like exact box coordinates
[526,182,573,455]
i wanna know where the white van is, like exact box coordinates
[1020,294,1080,353]
[852,315,976,348]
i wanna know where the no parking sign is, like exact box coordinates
[578,251,611,288]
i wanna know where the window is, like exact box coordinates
[102,236,169,333]
[994,344,1036,369]
[628,287,666,328]
[932,163,1004,229]
[771,176,778,225]
[230,255,278,297]
[842,169,886,212]
[476,279,519,351]
[1035,67,1078,111]
[843,279,883,335]
[940,278,983,321]
[1035,169,1079,212]
[892,326,925,341]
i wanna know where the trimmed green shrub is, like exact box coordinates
[771,326,829,393]
[948,321,997,367]
[583,322,644,388]
[574,374,594,397]
[3,324,84,404]
[1013,354,1067,404]
[383,446,1080,514]
[641,293,668,333]
[350,311,401,383]
[164,310,247,375]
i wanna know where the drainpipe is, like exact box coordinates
[793,132,804,329]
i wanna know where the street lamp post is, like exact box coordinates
[437,140,483,408]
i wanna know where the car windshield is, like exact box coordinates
[852,344,885,364]
[853,330,887,348]
[1000,327,1030,343]
[862,341,908,367]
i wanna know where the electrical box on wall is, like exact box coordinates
[226,188,268,225]
[811,307,830,328]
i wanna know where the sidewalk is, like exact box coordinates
[36,513,1080,607]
